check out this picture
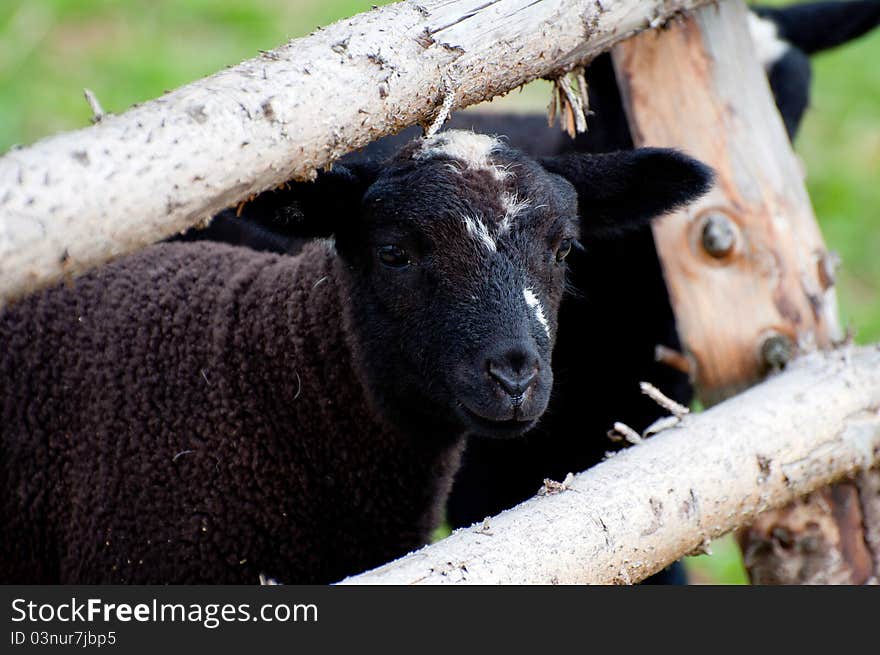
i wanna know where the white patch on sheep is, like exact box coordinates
[415,130,510,181]
[523,287,550,338]
[747,12,790,69]
[498,191,530,235]
[462,215,497,253]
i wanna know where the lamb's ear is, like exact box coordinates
[235,162,381,239]
[539,148,714,240]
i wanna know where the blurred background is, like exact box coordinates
[1,0,876,584]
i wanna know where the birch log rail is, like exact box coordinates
[342,347,880,585]
[0,0,713,306]
[612,0,879,583]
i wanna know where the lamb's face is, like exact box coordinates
[336,132,578,439]
[320,130,711,440]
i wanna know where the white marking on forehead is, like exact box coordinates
[523,287,551,338]
[498,191,531,235]
[418,130,527,252]
[415,130,510,181]
[747,12,790,69]
[462,215,497,253]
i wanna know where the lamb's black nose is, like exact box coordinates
[486,345,539,400]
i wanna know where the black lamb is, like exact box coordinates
[0,131,712,584]
[172,0,880,585]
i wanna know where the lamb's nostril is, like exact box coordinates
[487,362,538,398]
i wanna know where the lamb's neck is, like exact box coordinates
[216,241,355,413]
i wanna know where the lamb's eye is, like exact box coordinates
[377,245,410,268]
[555,238,573,263]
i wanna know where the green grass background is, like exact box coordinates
[2,1,876,584]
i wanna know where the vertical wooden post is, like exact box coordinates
[612,0,879,583]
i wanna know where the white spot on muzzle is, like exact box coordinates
[747,12,790,69]
[463,215,497,253]
[523,287,551,338]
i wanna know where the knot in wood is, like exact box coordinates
[761,333,794,372]
[700,212,736,258]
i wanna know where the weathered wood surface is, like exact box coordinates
[0,0,713,305]
[613,0,841,403]
[613,0,878,584]
[742,473,880,584]
[341,347,880,585]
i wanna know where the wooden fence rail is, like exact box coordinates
[0,0,712,305]
[343,347,880,584]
